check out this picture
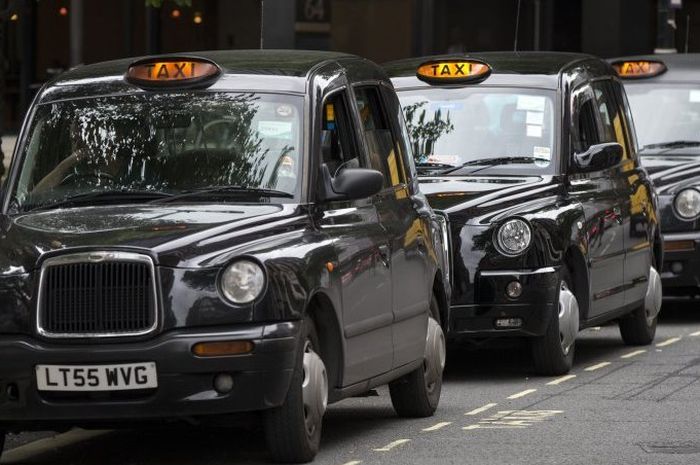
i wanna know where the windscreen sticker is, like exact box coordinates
[526,111,544,125]
[689,90,700,103]
[527,125,543,138]
[258,121,293,139]
[429,102,464,111]
[517,95,546,112]
[533,146,551,159]
[427,154,460,165]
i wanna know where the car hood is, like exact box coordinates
[419,174,561,224]
[0,203,304,274]
[641,151,700,195]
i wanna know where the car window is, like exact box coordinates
[571,86,600,154]
[321,91,361,176]
[354,86,405,188]
[593,81,631,160]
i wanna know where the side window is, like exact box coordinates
[571,86,600,154]
[353,86,406,188]
[613,81,640,160]
[321,91,360,176]
[592,80,631,160]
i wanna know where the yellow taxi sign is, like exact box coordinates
[416,60,491,84]
[611,60,667,79]
[126,57,221,88]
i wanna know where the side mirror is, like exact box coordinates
[573,142,623,172]
[320,164,383,201]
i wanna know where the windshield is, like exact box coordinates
[625,83,700,149]
[10,92,303,211]
[397,87,557,175]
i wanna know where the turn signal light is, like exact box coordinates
[192,341,254,357]
[664,240,695,252]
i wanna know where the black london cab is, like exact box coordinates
[0,50,451,462]
[610,54,700,300]
[385,52,663,375]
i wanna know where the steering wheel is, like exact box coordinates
[59,171,116,187]
[197,119,241,150]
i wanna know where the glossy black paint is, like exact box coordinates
[387,52,660,339]
[611,53,700,298]
[0,50,450,428]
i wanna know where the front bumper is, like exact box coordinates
[0,322,300,430]
[448,267,559,338]
[660,231,700,299]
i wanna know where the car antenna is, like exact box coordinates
[513,0,522,52]
[260,0,265,49]
[685,14,691,53]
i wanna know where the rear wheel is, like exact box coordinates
[532,270,579,376]
[619,263,661,346]
[265,317,327,463]
[389,295,445,417]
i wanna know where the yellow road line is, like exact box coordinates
[690,330,700,337]
[465,402,498,416]
[656,337,682,347]
[507,389,537,399]
[546,374,576,385]
[621,349,646,359]
[422,421,452,432]
[584,362,611,371]
[373,439,411,452]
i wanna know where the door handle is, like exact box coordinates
[378,244,391,267]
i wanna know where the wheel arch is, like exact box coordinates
[432,270,449,327]
[305,291,344,393]
[564,245,590,322]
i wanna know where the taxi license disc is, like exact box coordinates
[611,60,667,79]
[126,56,221,89]
[416,59,491,85]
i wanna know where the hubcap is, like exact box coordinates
[301,340,327,437]
[645,266,662,326]
[424,317,446,394]
[558,281,579,356]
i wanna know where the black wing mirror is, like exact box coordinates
[320,164,383,201]
[573,142,623,172]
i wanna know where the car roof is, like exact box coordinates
[36,49,376,104]
[609,53,700,84]
[385,51,605,90]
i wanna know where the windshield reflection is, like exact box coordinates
[11,92,304,211]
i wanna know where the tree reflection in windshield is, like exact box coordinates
[12,92,303,211]
[403,101,455,164]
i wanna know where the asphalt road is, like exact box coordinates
[3,302,700,465]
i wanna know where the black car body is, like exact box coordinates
[0,50,450,462]
[610,54,700,299]
[386,52,662,375]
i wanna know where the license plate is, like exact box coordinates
[36,362,158,392]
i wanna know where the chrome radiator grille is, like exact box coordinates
[38,252,157,338]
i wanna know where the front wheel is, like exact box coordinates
[532,272,579,376]
[389,296,445,418]
[619,265,661,345]
[264,317,327,463]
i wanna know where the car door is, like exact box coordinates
[315,87,394,385]
[352,84,430,368]
[596,80,654,304]
[567,83,626,318]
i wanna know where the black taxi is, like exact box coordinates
[0,50,450,463]
[385,52,662,375]
[610,54,700,300]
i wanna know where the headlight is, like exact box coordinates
[674,188,700,220]
[219,259,266,304]
[495,218,532,256]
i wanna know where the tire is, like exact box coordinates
[0,431,4,458]
[389,295,445,418]
[619,260,661,346]
[265,317,328,463]
[531,269,579,376]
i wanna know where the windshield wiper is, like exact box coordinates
[439,156,538,175]
[641,141,700,150]
[151,185,294,204]
[21,190,174,212]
